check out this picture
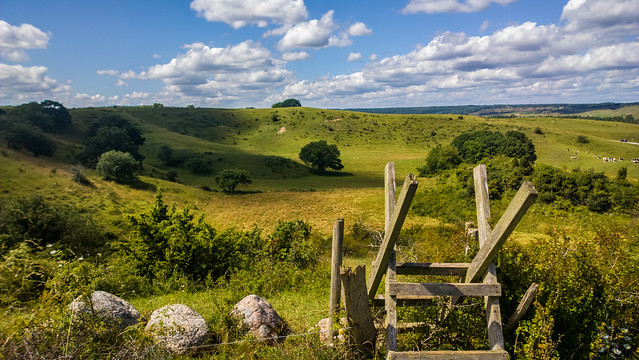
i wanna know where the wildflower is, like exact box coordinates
[624,336,631,341]
[621,328,629,334]
[623,344,631,350]
[46,244,53,248]
[613,348,621,355]
[50,250,56,255]
[603,334,610,340]
[599,346,606,353]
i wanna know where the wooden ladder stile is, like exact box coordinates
[371,163,537,360]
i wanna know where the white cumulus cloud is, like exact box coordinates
[402,0,517,14]
[0,63,70,104]
[347,52,363,62]
[190,0,308,28]
[277,11,338,50]
[282,51,311,61]
[0,20,50,62]
[348,22,372,36]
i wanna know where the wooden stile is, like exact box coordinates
[368,162,535,359]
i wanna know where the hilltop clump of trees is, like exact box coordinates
[271,98,301,108]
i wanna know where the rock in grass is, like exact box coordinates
[145,304,210,354]
[68,290,140,329]
[315,317,348,345]
[230,294,290,342]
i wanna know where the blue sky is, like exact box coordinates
[1,0,638,108]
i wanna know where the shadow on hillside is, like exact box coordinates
[131,179,157,191]
[222,190,264,195]
[310,170,354,177]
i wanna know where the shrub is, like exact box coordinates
[118,193,260,282]
[417,144,462,176]
[184,154,213,174]
[299,140,344,172]
[215,168,252,194]
[577,135,589,143]
[0,195,105,256]
[265,220,316,268]
[96,150,139,184]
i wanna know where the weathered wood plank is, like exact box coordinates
[396,262,469,276]
[504,282,539,332]
[389,282,501,297]
[474,164,491,248]
[388,350,509,360]
[385,162,398,353]
[367,174,418,299]
[473,165,505,350]
[340,265,376,354]
[465,181,537,284]
[328,218,344,346]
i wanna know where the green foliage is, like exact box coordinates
[417,144,462,176]
[3,100,71,133]
[577,134,589,143]
[215,168,252,194]
[534,127,544,135]
[271,98,301,108]
[157,145,174,165]
[119,193,261,282]
[78,115,145,168]
[533,164,639,214]
[2,123,57,156]
[299,140,344,172]
[0,195,105,256]
[184,154,214,174]
[498,222,639,359]
[451,130,536,166]
[265,220,316,268]
[95,150,140,184]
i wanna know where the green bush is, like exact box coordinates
[417,144,462,176]
[96,150,139,184]
[498,222,639,359]
[0,195,105,256]
[118,193,260,282]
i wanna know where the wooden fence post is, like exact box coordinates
[385,162,398,352]
[341,265,377,355]
[329,218,345,344]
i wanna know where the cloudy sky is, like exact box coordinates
[1,0,638,108]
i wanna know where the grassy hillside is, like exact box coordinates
[2,105,638,235]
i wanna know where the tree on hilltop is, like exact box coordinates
[272,98,301,108]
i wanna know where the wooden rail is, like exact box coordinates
[367,173,418,299]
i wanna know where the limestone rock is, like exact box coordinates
[230,294,290,342]
[68,290,140,329]
[145,304,210,355]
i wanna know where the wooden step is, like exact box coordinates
[388,350,509,360]
[389,282,501,297]
[396,262,469,276]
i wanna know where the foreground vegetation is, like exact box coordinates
[1,102,638,358]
